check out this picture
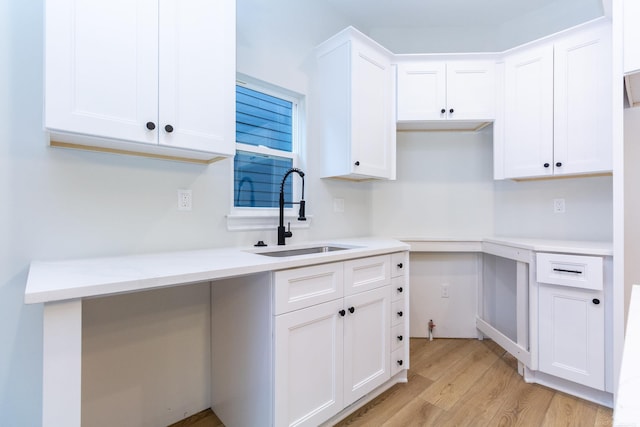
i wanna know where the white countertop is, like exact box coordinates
[25,237,409,304]
[615,284,640,426]
[401,236,613,256]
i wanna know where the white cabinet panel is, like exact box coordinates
[343,286,391,405]
[396,62,446,121]
[275,299,344,427]
[538,284,605,390]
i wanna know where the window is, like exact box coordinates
[230,76,303,229]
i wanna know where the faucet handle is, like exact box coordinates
[285,222,293,239]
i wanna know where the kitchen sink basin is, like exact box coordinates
[253,245,353,257]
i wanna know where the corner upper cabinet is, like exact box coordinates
[396,59,496,131]
[44,0,235,163]
[316,27,396,180]
[499,21,612,179]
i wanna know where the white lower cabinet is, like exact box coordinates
[538,284,605,390]
[211,252,409,427]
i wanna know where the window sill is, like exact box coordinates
[226,213,312,231]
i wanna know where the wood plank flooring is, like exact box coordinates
[172,338,613,427]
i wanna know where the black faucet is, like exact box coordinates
[278,168,306,245]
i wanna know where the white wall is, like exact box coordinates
[625,106,640,319]
[371,128,613,242]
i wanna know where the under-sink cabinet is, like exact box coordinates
[395,59,496,131]
[497,21,612,179]
[44,0,236,162]
[315,27,396,181]
[211,252,410,427]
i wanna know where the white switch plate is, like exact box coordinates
[553,198,565,213]
[333,198,344,213]
[178,189,192,211]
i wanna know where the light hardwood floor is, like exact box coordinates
[172,338,613,427]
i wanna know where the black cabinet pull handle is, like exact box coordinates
[354,161,360,166]
[449,108,454,114]
[397,263,403,269]
[553,268,582,274]
[556,162,562,167]
[440,108,446,114]
[348,306,355,314]
[397,360,403,366]
[397,311,403,317]
[397,335,403,341]
[165,124,174,133]
[146,122,156,130]
[397,287,403,293]
[338,309,346,317]
[593,298,600,305]
[544,163,550,168]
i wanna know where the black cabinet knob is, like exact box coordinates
[146,121,156,130]
[441,108,446,114]
[593,298,600,305]
[348,306,355,314]
[397,263,403,269]
[556,162,562,167]
[354,161,360,166]
[397,360,404,366]
[397,335,403,341]
[543,163,550,168]
[338,309,346,317]
[397,311,403,317]
[397,287,403,293]
[449,108,454,114]
[165,124,174,133]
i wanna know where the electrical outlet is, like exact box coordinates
[553,198,565,214]
[178,189,192,211]
[333,198,345,213]
[441,284,450,298]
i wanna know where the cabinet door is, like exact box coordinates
[45,0,158,144]
[446,61,496,121]
[343,286,391,405]
[274,299,344,427]
[538,284,605,390]
[158,0,235,155]
[350,40,396,179]
[396,62,447,121]
[503,43,554,179]
[553,24,612,176]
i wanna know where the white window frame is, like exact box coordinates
[227,74,309,231]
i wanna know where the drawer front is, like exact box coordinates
[391,276,406,302]
[536,253,603,291]
[344,255,391,296]
[391,299,406,327]
[391,323,406,352]
[390,347,407,377]
[391,252,408,278]
[274,262,344,315]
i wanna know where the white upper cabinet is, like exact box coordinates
[396,59,496,131]
[624,0,640,75]
[45,0,235,162]
[316,27,396,180]
[499,21,612,179]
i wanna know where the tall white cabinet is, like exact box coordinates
[45,0,235,162]
[316,27,396,180]
[498,21,612,179]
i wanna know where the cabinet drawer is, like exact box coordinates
[391,277,406,302]
[391,299,406,327]
[391,323,406,352]
[391,252,408,278]
[274,263,344,315]
[344,255,391,296]
[536,253,603,291]
[390,347,407,377]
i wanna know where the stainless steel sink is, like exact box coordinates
[253,245,352,257]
